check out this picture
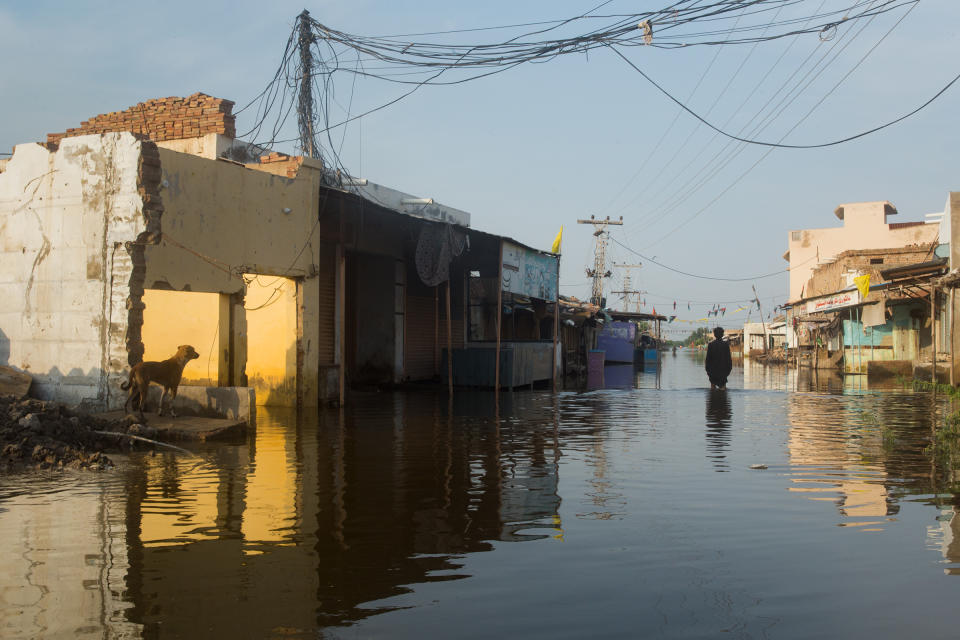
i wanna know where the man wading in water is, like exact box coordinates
[705,326,732,390]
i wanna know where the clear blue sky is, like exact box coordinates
[2,1,956,336]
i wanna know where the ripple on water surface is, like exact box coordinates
[2,356,960,638]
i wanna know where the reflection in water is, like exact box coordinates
[705,390,732,471]
[7,354,960,637]
[0,478,140,638]
[242,414,298,549]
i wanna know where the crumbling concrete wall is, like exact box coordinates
[0,132,157,408]
[143,148,325,406]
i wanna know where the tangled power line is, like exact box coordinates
[234,0,951,323]
[237,0,930,176]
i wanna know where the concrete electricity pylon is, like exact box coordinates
[296,10,318,159]
[611,263,645,312]
[578,215,623,307]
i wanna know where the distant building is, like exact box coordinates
[783,201,939,303]
[743,320,786,357]
[784,232,948,378]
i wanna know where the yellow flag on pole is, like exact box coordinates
[551,226,563,254]
[854,274,870,300]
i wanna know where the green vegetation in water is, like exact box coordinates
[925,411,960,461]
[900,377,960,462]
[909,378,960,398]
[858,409,897,451]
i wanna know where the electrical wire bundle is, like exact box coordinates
[236,0,921,179]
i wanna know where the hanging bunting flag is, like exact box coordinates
[687,302,691,310]
[721,307,726,316]
[669,316,676,323]
[673,301,676,310]
[854,274,870,299]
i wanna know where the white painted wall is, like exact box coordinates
[742,321,786,356]
[0,133,146,407]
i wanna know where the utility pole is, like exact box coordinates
[611,263,644,312]
[577,215,623,307]
[297,10,317,159]
[753,284,769,356]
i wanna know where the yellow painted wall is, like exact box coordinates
[244,275,298,406]
[144,148,324,404]
[141,289,228,385]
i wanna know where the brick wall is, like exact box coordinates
[46,93,235,147]
[257,151,304,178]
[805,244,935,297]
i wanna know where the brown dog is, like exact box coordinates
[121,345,200,420]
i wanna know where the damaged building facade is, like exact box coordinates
[0,94,560,411]
[781,195,958,381]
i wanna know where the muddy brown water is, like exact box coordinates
[4,353,960,639]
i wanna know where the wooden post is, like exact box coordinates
[951,288,956,387]
[495,240,504,395]
[338,251,346,407]
[552,258,560,393]
[446,280,453,399]
[931,284,937,387]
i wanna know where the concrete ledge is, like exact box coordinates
[867,360,912,380]
[913,363,950,385]
[97,412,247,442]
[140,385,256,425]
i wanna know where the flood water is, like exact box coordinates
[5,352,960,638]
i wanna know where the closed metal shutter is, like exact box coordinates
[317,244,336,365]
[404,294,436,380]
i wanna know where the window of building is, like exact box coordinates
[870,258,884,265]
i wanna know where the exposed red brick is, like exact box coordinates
[45,93,236,146]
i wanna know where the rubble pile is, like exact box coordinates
[0,395,127,472]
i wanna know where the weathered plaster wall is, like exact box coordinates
[157,133,265,164]
[786,201,939,301]
[145,148,324,405]
[0,133,151,406]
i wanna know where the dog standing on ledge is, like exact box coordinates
[121,345,200,421]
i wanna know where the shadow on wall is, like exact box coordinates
[0,328,9,365]
[10,364,116,411]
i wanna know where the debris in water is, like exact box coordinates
[749,464,768,470]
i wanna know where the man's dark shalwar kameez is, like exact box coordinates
[705,337,733,389]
